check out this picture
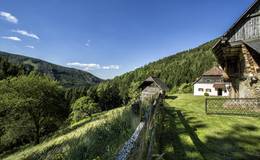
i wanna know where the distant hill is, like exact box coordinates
[0,51,102,87]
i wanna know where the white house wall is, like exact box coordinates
[194,83,231,96]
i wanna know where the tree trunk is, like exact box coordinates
[34,121,40,144]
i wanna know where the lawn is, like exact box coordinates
[158,94,260,160]
[2,106,139,160]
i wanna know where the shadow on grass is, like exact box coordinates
[204,124,260,159]
[157,105,260,160]
[165,95,178,100]
[176,110,208,159]
[157,107,187,160]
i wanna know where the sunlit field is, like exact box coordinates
[158,94,260,160]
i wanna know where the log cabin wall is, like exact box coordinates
[241,44,260,76]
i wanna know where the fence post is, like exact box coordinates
[205,98,208,114]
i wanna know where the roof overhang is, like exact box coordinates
[213,83,226,89]
[244,39,260,54]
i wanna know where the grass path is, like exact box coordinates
[157,94,260,160]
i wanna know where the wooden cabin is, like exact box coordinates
[193,67,232,97]
[213,0,260,98]
[139,76,169,101]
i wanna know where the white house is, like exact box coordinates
[193,67,232,96]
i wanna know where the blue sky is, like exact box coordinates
[0,0,255,79]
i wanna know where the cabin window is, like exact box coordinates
[206,89,211,92]
[198,88,204,92]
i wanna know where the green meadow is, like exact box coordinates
[158,94,260,160]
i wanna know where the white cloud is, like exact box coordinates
[67,62,100,70]
[0,11,18,23]
[85,40,91,47]
[1,36,21,41]
[67,62,120,71]
[102,65,120,70]
[25,45,35,49]
[12,29,39,40]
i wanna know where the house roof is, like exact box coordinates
[203,67,225,76]
[192,67,229,83]
[139,76,169,91]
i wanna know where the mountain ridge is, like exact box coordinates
[0,51,102,87]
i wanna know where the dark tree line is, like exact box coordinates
[0,57,32,80]
[0,74,68,154]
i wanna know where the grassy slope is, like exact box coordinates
[0,51,102,87]
[159,94,260,160]
[2,106,139,160]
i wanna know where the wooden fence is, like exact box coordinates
[116,95,163,160]
[205,98,260,116]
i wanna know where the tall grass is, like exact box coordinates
[3,106,140,160]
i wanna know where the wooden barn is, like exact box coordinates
[213,0,260,98]
[139,76,169,101]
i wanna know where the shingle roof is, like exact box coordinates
[139,76,169,91]
[203,67,224,76]
[202,67,230,80]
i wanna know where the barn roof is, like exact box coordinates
[223,0,260,40]
[139,76,169,91]
[213,0,260,52]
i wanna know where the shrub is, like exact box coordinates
[204,92,209,96]
[170,86,179,94]
[177,83,193,93]
[70,96,101,123]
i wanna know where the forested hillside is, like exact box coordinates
[105,39,218,102]
[0,57,30,80]
[0,51,102,87]
[114,39,217,88]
